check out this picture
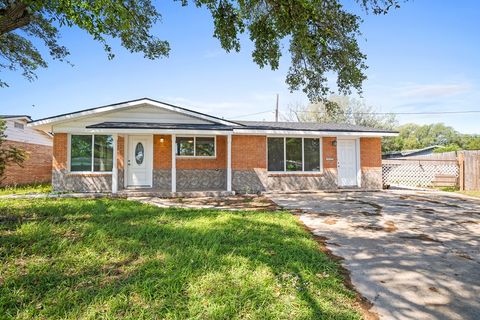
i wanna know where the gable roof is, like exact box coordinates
[29,98,241,127]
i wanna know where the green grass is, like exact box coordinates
[436,186,480,198]
[0,199,362,320]
[0,183,51,196]
[456,190,480,198]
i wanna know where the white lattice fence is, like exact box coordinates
[382,159,459,188]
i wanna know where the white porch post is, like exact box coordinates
[171,134,176,193]
[227,134,232,192]
[112,133,118,193]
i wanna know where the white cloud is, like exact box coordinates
[398,83,472,99]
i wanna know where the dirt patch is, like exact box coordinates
[323,218,337,225]
[296,217,379,320]
[384,221,398,232]
[143,195,281,211]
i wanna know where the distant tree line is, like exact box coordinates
[288,96,480,153]
[383,123,480,153]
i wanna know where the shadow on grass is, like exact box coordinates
[0,198,362,319]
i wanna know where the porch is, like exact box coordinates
[113,132,233,194]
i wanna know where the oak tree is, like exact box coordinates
[0,0,401,100]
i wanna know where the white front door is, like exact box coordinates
[127,135,153,187]
[337,139,359,187]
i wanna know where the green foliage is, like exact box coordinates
[0,119,27,181]
[0,182,51,195]
[433,144,461,153]
[0,198,363,319]
[0,0,402,100]
[289,95,398,129]
[382,122,480,153]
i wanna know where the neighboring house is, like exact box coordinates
[29,98,397,194]
[382,145,441,159]
[1,115,53,186]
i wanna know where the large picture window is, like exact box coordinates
[176,136,215,157]
[70,135,113,172]
[267,137,321,172]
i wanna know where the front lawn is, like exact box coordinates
[0,183,51,196]
[0,198,363,319]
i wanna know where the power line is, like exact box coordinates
[233,110,272,119]
[292,110,480,115]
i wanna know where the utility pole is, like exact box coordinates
[275,94,279,122]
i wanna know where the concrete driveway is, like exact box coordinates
[268,190,480,320]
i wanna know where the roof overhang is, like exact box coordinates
[231,129,398,137]
[1,115,32,122]
[28,98,241,129]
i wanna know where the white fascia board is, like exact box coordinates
[54,128,234,135]
[28,99,240,128]
[233,129,398,137]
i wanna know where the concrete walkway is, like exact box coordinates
[268,190,480,320]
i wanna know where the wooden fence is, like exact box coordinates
[458,150,480,191]
[382,150,480,190]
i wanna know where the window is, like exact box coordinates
[304,138,321,171]
[176,137,215,157]
[14,122,24,129]
[70,135,113,172]
[176,137,194,156]
[286,138,302,171]
[267,137,322,172]
[267,138,284,171]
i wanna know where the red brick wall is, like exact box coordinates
[2,140,52,186]
[53,133,68,171]
[232,135,266,170]
[322,137,337,169]
[360,138,382,168]
[153,135,170,169]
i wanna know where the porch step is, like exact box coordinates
[119,189,236,198]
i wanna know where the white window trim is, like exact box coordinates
[267,136,323,174]
[175,136,217,158]
[68,133,114,174]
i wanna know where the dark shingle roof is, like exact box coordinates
[235,121,397,133]
[87,120,397,134]
[87,122,234,131]
[0,115,32,121]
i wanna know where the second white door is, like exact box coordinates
[337,139,358,187]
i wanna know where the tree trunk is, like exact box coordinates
[0,1,31,35]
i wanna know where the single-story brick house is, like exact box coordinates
[1,115,53,186]
[29,98,397,194]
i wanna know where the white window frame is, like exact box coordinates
[68,133,114,174]
[267,136,323,173]
[175,136,217,158]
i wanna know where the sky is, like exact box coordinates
[1,0,480,133]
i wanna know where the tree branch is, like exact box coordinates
[0,1,31,35]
